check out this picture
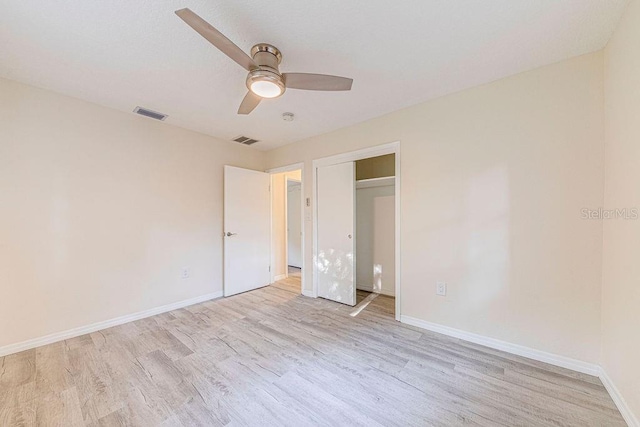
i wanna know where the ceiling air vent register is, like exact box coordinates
[133,106,168,121]
[233,136,259,145]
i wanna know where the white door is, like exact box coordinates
[287,182,302,268]
[224,165,271,297]
[317,162,356,306]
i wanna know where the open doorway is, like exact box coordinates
[287,178,302,280]
[268,163,305,295]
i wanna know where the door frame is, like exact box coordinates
[312,141,401,320]
[285,177,302,272]
[266,162,305,292]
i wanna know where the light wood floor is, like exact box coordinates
[272,267,301,295]
[287,266,301,279]
[0,275,625,426]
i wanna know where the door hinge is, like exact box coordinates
[269,265,271,272]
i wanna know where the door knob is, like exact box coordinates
[348,234,352,239]
[226,232,237,237]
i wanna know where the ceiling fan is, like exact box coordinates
[175,8,354,115]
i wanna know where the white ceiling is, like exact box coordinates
[0,0,628,150]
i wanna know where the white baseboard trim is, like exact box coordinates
[273,274,287,282]
[0,291,223,358]
[401,316,638,424]
[599,367,639,427]
[301,289,315,298]
[400,315,600,376]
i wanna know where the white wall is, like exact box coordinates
[602,0,640,422]
[287,182,303,268]
[356,184,395,296]
[0,77,264,349]
[267,52,605,363]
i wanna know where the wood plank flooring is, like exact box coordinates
[271,271,301,295]
[0,275,626,426]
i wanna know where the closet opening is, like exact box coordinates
[313,142,400,320]
[354,154,396,314]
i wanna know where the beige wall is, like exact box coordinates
[270,169,302,279]
[603,0,640,421]
[267,52,605,363]
[355,154,395,180]
[0,78,264,349]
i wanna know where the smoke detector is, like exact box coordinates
[282,112,294,122]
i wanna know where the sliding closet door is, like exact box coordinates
[317,162,356,306]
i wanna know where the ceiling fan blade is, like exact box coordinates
[283,73,353,91]
[238,92,261,115]
[175,8,257,72]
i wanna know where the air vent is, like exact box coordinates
[133,106,167,121]
[233,135,259,145]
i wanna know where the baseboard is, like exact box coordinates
[273,274,287,282]
[599,367,639,427]
[400,315,600,376]
[0,291,223,358]
[301,289,315,298]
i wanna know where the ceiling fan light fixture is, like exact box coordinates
[246,69,285,99]
[250,80,282,98]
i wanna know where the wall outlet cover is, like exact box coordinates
[181,268,190,279]
[436,281,446,296]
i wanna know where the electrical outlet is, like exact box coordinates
[181,268,190,279]
[436,281,447,296]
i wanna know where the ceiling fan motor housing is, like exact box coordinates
[251,44,282,68]
[246,44,286,97]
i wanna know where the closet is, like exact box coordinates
[316,153,396,306]
[355,154,396,296]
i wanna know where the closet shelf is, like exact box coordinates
[356,176,395,189]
